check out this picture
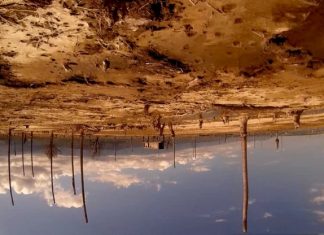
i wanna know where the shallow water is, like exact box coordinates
[0,132,324,234]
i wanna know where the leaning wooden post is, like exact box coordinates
[8,128,14,206]
[240,115,249,233]
[80,130,88,223]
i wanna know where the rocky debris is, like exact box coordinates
[102,58,110,71]
[62,75,101,85]
[0,58,47,88]
[217,3,236,13]
[1,51,18,57]
[0,58,11,81]
[184,24,196,37]
[289,109,304,129]
[62,62,76,72]
[144,103,150,115]
[89,0,180,25]
[222,114,230,125]
[307,59,323,69]
[147,48,190,73]
[136,77,147,85]
[0,75,52,88]
[239,64,272,78]
[29,0,52,6]
[268,34,287,46]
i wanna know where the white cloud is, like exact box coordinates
[229,206,237,211]
[248,198,256,205]
[314,210,324,222]
[0,138,243,210]
[313,196,324,204]
[190,166,210,172]
[165,180,177,185]
[198,214,211,218]
[227,154,238,158]
[263,212,273,219]
[215,219,227,223]
[310,188,319,193]
[310,185,324,204]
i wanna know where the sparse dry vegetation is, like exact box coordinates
[1,0,324,135]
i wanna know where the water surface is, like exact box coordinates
[0,132,324,234]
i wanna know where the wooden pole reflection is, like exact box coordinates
[50,132,55,204]
[14,140,16,156]
[131,136,133,152]
[173,137,176,168]
[240,116,249,233]
[80,130,89,223]
[71,131,76,195]
[194,137,196,158]
[253,134,255,149]
[21,132,25,176]
[8,128,14,206]
[193,137,196,159]
[275,133,279,150]
[114,137,117,161]
[30,131,34,177]
[192,138,195,158]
